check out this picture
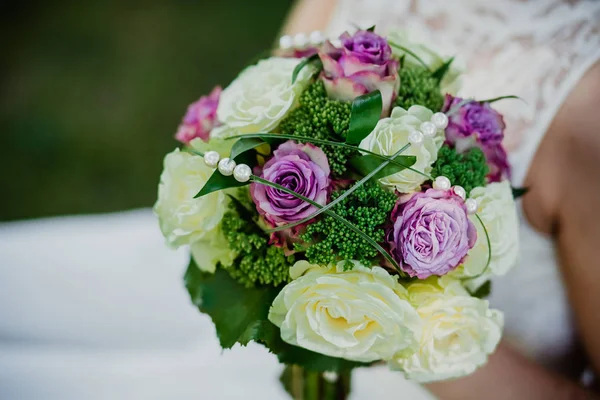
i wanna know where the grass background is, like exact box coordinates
[0,0,291,221]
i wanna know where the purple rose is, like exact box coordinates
[175,86,221,144]
[442,95,511,181]
[390,189,477,279]
[319,31,399,116]
[251,140,330,227]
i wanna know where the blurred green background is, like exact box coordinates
[0,0,291,221]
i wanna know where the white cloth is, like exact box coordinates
[1,1,599,398]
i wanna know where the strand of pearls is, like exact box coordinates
[279,31,325,51]
[407,112,448,146]
[202,151,252,183]
[432,175,478,214]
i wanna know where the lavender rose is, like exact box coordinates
[390,189,477,279]
[442,95,510,181]
[319,31,399,115]
[251,140,330,227]
[175,86,221,144]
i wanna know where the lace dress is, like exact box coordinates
[0,1,598,399]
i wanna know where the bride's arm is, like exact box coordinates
[279,0,338,36]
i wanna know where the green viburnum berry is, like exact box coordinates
[278,81,354,176]
[220,190,294,288]
[431,145,489,194]
[300,181,396,267]
[395,65,444,112]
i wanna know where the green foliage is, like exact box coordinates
[220,191,294,288]
[278,81,354,176]
[512,186,529,199]
[431,145,489,194]
[184,259,369,372]
[395,65,444,112]
[470,280,492,299]
[301,181,396,266]
[346,90,382,145]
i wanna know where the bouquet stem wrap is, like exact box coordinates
[280,365,352,400]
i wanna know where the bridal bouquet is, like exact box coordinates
[155,27,520,399]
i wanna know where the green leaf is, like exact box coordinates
[184,260,279,348]
[431,57,455,82]
[479,95,523,104]
[292,53,321,84]
[366,25,376,32]
[345,90,382,145]
[512,186,529,199]
[193,171,248,198]
[470,280,492,299]
[349,154,416,180]
[184,259,369,372]
[230,137,264,160]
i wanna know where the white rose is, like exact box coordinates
[461,181,519,287]
[190,225,237,273]
[359,106,444,193]
[217,57,314,134]
[387,30,464,95]
[389,277,503,382]
[268,260,421,363]
[153,143,229,248]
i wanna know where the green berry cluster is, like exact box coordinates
[431,145,489,194]
[220,192,294,288]
[300,182,397,267]
[395,65,444,112]
[278,81,354,176]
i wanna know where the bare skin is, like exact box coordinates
[283,1,600,398]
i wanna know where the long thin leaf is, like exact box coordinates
[462,214,492,282]
[230,137,264,160]
[226,133,431,179]
[292,53,320,84]
[431,57,455,82]
[388,42,431,71]
[349,154,416,180]
[251,176,402,273]
[346,90,383,145]
[478,95,524,104]
[194,172,249,198]
[512,186,529,199]
[267,144,412,233]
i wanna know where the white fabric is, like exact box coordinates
[1,1,599,398]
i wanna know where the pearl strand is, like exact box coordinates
[279,30,325,51]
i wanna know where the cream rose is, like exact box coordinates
[461,180,519,287]
[387,30,464,95]
[268,260,421,363]
[389,276,503,382]
[359,106,444,193]
[154,141,229,248]
[217,57,314,134]
[190,225,237,273]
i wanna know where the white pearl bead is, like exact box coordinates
[233,164,252,183]
[465,198,478,215]
[309,30,324,46]
[431,112,449,130]
[217,158,236,176]
[322,371,339,383]
[433,176,451,190]
[279,35,293,50]
[420,121,437,138]
[203,151,220,168]
[408,129,424,146]
[453,185,467,200]
[293,33,308,49]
